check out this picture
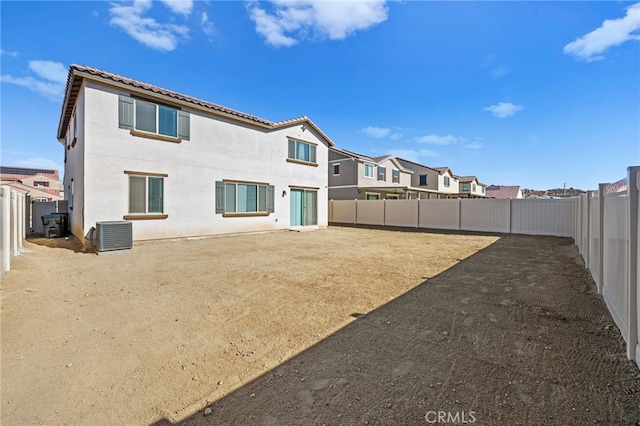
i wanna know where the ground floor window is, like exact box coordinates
[129,174,164,214]
[386,194,399,199]
[365,193,380,200]
[216,180,274,215]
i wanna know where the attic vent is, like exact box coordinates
[95,221,132,252]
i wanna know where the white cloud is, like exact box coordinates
[0,49,19,57]
[248,0,389,47]
[109,0,190,52]
[491,66,509,78]
[1,60,67,101]
[388,148,439,163]
[484,102,523,118]
[160,0,193,16]
[362,126,391,138]
[564,3,640,62]
[463,142,483,150]
[201,11,215,36]
[416,134,461,145]
[390,133,403,140]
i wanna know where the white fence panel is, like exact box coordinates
[580,194,589,261]
[1,186,10,276]
[418,199,460,230]
[589,192,600,284]
[356,200,385,226]
[460,199,510,233]
[511,199,575,237]
[385,200,418,227]
[331,200,356,224]
[602,192,630,338]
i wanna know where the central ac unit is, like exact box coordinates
[95,221,133,252]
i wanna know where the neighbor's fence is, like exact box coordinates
[329,165,640,368]
[329,197,575,237]
[0,186,27,279]
[574,166,639,369]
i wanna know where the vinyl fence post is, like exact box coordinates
[597,183,607,295]
[458,198,462,231]
[416,198,419,228]
[627,166,640,363]
[585,192,592,270]
[354,199,358,225]
[509,198,513,234]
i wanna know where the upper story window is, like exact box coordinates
[472,183,477,191]
[378,166,386,181]
[444,176,450,187]
[364,163,374,178]
[419,174,427,186]
[287,139,317,166]
[34,181,49,187]
[462,183,470,191]
[482,186,485,194]
[118,95,190,141]
[392,169,400,184]
[333,164,340,175]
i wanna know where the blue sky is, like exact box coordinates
[1,1,639,190]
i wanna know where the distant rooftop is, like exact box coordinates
[0,166,59,180]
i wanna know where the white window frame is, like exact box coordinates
[333,164,340,176]
[386,194,399,199]
[224,181,269,214]
[419,174,427,186]
[444,176,450,187]
[392,169,400,184]
[128,174,165,215]
[365,192,380,200]
[364,163,374,179]
[135,99,179,138]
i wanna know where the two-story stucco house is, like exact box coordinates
[433,167,460,198]
[457,176,487,198]
[56,65,333,243]
[328,148,440,200]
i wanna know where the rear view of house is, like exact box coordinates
[57,65,333,243]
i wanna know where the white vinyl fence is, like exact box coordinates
[330,165,640,368]
[1,186,27,279]
[330,197,575,237]
[574,166,639,369]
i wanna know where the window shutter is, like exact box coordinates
[215,181,225,214]
[288,140,295,159]
[178,110,190,140]
[118,95,134,130]
[267,185,275,213]
[309,145,316,163]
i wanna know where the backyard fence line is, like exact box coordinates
[0,186,27,279]
[574,166,639,369]
[330,166,640,369]
[329,197,576,237]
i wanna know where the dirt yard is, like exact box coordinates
[1,227,639,425]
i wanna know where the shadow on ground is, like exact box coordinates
[152,234,640,426]
[26,234,95,254]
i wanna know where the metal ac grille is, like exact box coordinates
[96,221,132,251]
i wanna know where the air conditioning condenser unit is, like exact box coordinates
[95,221,133,252]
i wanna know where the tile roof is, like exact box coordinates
[329,147,375,162]
[395,157,440,173]
[485,185,521,199]
[457,176,477,183]
[434,167,452,174]
[0,166,59,180]
[57,65,334,146]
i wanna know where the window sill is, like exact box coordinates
[130,130,182,144]
[286,158,318,167]
[123,214,168,220]
[223,212,270,218]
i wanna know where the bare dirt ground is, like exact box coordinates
[1,227,639,425]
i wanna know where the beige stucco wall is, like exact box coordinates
[396,159,439,192]
[63,82,86,239]
[438,170,459,195]
[74,80,329,241]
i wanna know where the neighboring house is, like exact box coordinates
[485,185,523,199]
[328,148,439,200]
[56,64,333,243]
[0,166,64,201]
[395,158,442,199]
[433,167,461,198]
[456,176,487,198]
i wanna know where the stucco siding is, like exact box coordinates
[77,81,328,241]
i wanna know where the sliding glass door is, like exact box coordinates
[290,189,317,227]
